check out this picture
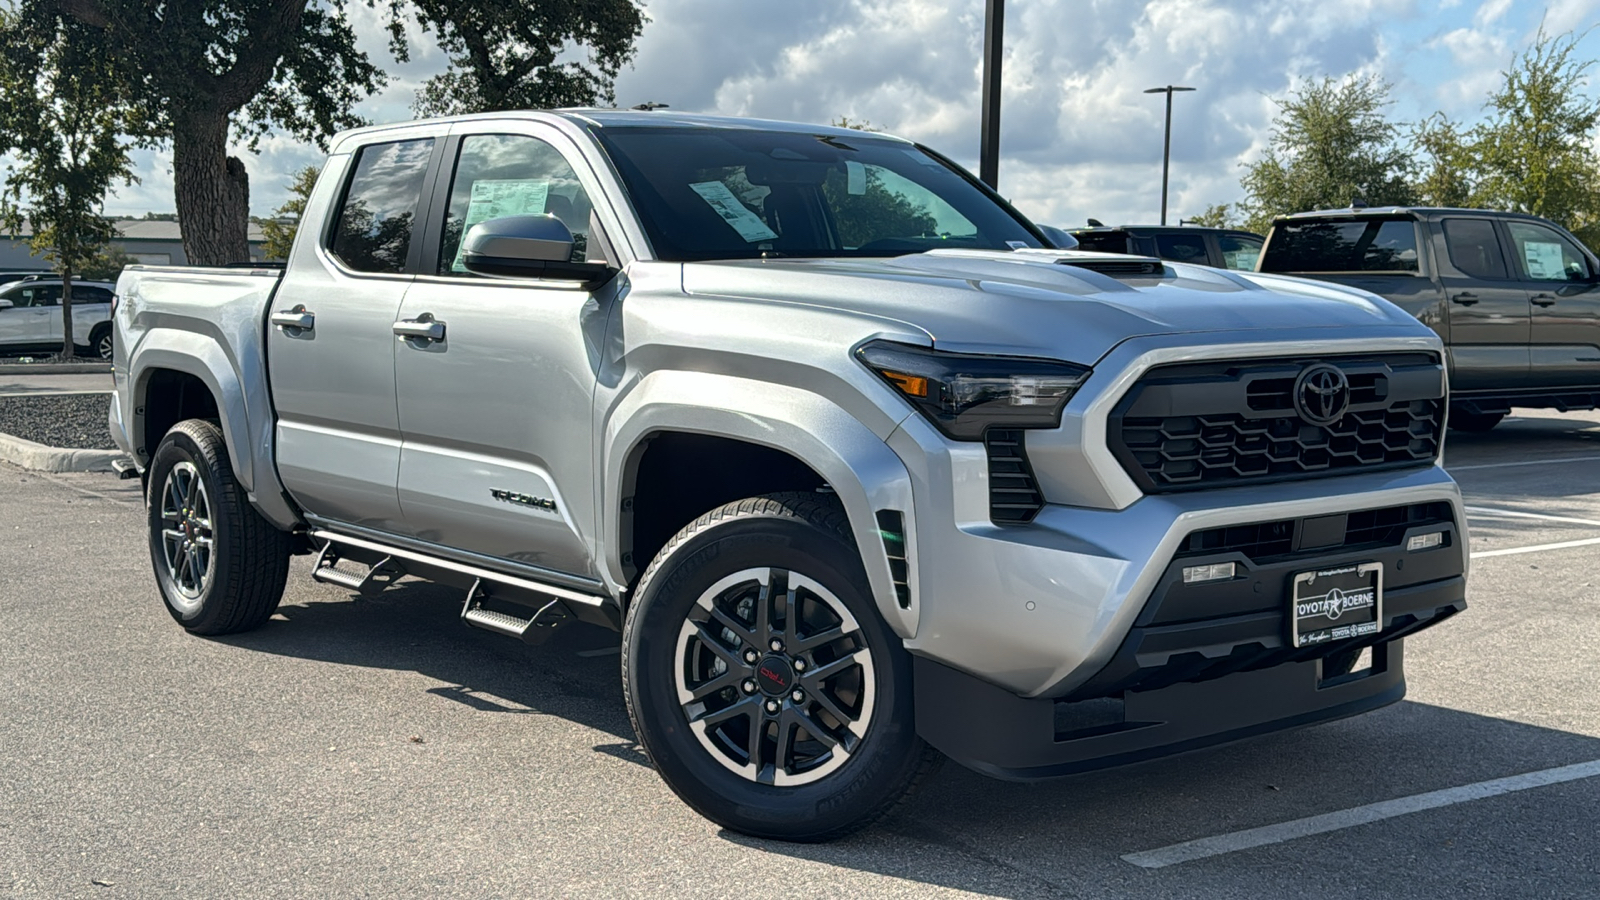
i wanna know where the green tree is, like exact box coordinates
[34,0,644,268]
[1411,113,1476,208]
[0,8,138,358]
[80,246,140,282]
[1237,76,1416,233]
[1468,28,1600,246]
[820,116,937,247]
[1186,203,1234,228]
[259,165,321,261]
[408,0,646,117]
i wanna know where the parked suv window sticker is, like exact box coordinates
[1217,234,1263,271]
[329,138,435,275]
[1442,218,1509,279]
[1507,221,1590,282]
[438,134,594,274]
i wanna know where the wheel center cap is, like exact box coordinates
[755,656,794,696]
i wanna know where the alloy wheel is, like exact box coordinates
[158,461,215,611]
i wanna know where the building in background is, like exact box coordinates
[0,218,269,269]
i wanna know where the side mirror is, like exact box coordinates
[1037,225,1080,251]
[0,298,12,310]
[462,214,614,288]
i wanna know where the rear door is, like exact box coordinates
[1502,218,1600,389]
[267,129,443,531]
[390,124,618,577]
[1436,216,1531,391]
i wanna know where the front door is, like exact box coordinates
[1437,216,1531,392]
[267,132,441,531]
[1503,219,1600,389]
[392,128,611,577]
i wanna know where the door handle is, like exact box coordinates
[270,308,315,330]
[1532,293,1557,307]
[1450,292,1479,306]
[393,316,446,342]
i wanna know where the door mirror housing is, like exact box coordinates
[461,214,615,288]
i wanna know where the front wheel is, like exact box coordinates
[622,493,937,842]
[146,419,292,634]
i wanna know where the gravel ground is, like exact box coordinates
[0,393,116,448]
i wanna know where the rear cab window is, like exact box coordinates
[327,138,436,274]
[1441,218,1508,279]
[1261,217,1420,273]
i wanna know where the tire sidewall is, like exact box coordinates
[146,424,234,630]
[625,511,920,840]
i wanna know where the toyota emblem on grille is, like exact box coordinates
[1294,364,1351,425]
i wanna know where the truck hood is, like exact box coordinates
[680,249,1429,363]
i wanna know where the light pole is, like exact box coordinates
[979,0,1004,189]
[1143,85,1194,225]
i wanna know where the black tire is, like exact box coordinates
[146,419,292,634]
[89,323,113,361]
[1449,410,1505,433]
[622,492,938,842]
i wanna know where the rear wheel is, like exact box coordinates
[146,419,291,634]
[622,493,937,842]
[1449,409,1505,433]
[89,323,113,361]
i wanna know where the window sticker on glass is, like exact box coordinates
[689,180,778,242]
[846,161,866,196]
[452,179,550,271]
[1524,241,1567,280]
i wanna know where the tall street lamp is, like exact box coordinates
[1144,85,1195,225]
[980,0,1004,189]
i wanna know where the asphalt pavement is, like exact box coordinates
[2,410,1599,898]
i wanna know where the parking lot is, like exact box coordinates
[3,409,1598,898]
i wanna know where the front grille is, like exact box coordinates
[1176,501,1454,563]
[1111,353,1445,492]
[986,429,1044,523]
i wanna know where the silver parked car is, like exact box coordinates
[0,278,117,358]
[110,111,1467,841]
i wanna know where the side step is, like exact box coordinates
[111,457,140,480]
[460,578,573,645]
[311,542,405,595]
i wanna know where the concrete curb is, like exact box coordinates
[0,363,112,375]
[0,431,127,473]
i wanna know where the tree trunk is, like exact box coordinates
[172,112,252,266]
[59,266,76,359]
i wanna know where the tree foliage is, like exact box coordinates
[1237,76,1416,233]
[259,165,321,260]
[1469,28,1600,246]
[820,117,937,247]
[406,0,646,117]
[0,7,139,358]
[1186,203,1235,228]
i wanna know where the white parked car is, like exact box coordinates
[0,279,117,359]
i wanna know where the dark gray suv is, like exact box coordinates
[1067,224,1264,271]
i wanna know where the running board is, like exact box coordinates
[460,579,573,645]
[311,542,404,595]
[308,529,618,630]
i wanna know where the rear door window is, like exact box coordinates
[328,138,436,274]
[1072,232,1131,253]
[11,285,61,307]
[1506,221,1592,282]
[1442,218,1508,279]
[1217,233,1263,270]
[1261,218,1420,272]
[1155,232,1209,265]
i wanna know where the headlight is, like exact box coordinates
[856,340,1091,440]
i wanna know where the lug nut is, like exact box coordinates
[744,649,759,664]
[742,679,756,694]
[791,689,805,703]
[764,699,780,714]
[793,659,806,671]
[769,639,784,652]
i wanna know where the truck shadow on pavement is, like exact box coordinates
[218,570,1600,897]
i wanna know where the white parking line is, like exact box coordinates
[1121,758,1600,869]
[1472,536,1600,559]
[1464,505,1600,528]
[1448,453,1600,472]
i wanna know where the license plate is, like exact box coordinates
[1290,562,1383,648]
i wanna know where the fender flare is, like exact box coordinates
[602,370,920,638]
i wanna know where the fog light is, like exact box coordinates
[1407,532,1444,552]
[1182,562,1236,584]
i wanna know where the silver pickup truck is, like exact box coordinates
[111,111,1468,841]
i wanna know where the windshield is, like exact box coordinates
[592,127,1044,261]
[1260,217,1420,273]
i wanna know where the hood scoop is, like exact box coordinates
[1053,255,1165,276]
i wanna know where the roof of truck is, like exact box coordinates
[1277,206,1534,221]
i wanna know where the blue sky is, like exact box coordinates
[101,0,1600,230]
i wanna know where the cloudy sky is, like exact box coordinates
[102,0,1600,229]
